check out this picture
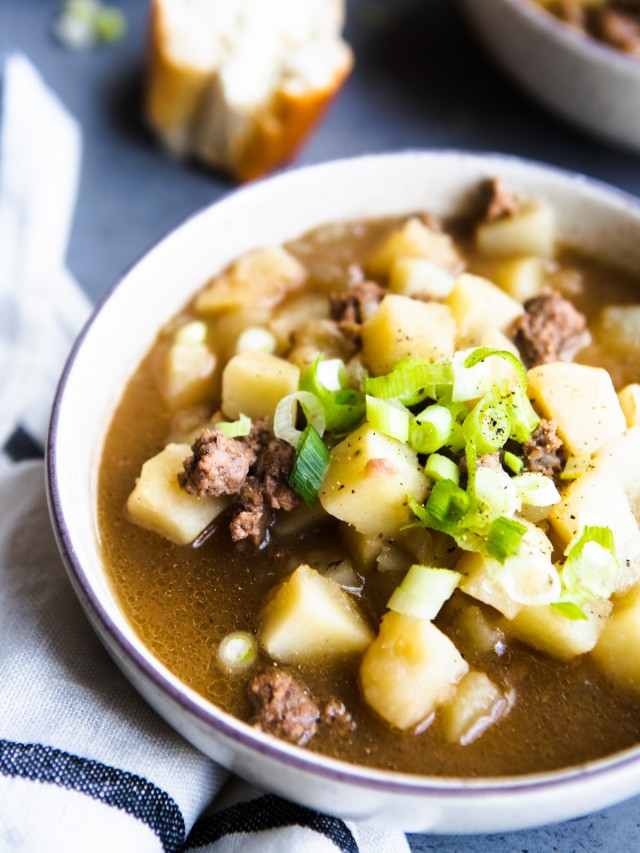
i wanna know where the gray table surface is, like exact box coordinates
[3,0,640,850]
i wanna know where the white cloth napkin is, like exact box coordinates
[0,50,410,853]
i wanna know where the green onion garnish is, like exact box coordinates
[486,516,527,562]
[503,450,523,474]
[300,355,365,434]
[214,413,252,438]
[217,631,257,672]
[387,564,462,620]
[424,453,460,485]
[289,424,330,506]
[366,395,411,442]
[464,346,528,386]
[365,360,453,403]
[274,390,326,449]
[427,479,471,526]
[409,404,453,455]
[553,525,619,619]
[463,395,511,455]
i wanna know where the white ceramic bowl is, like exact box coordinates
[461,0,640,154]
[47,151,640,834]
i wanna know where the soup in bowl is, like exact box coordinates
[47,151,640,833]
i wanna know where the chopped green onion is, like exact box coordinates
[409,404,453,454]
[235,326,276,354]
[486,516,527,562]
[463,396,510,455]
[474,467,519,520]
[451,350,495,402]
[217,631,257,672]
[505,385,539,443]
[366,396,411,442]
[503,450,523,474]
[498,552,562,606]
[560,454,592,481]
[274,391,325,449]
[174,320,208,344]
[553,525,619,618]
[300,356,365,434]
[427,479,471,526]
[214,413,252,438]
[365,360,453,404]
[464,346,528,387]
[424,453,460,485]
[387,565,461,620]
[289,424,330,506]
[512,472,561,507]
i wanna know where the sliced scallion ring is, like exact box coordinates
[289,424,330,506]
[274,391,326,449]
[217,631,258,673]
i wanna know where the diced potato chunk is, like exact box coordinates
[595,427,640,522]
[504,598,612,661]
[221,351,299,422]
[126,443,229,545]
[592,585,640,692]
[340,524,384,574]
[365,217,461,278]
[527,363,626,457]
[458,522,555,619]
[475,256,545,302]
[195,247,306,314]
[359,611,469,731]
[476,200,554,258]
[319,424,429,538]
[598,305,640,356]
[618,384,640,428]
[269,293,330,347]
[549,464,640,594]
[478,327,522,358]
[361,295,456,376]
[440,671,510,746]
[389,258,455,300]
[445,274,524,347]
[154,340,218,411]
[258,564,374,663]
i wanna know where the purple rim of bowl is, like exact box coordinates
[46,149,640,801]
[503,0,640,75]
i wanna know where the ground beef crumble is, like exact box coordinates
[330,279,387,339]
[522,419,565,481]
[180,418,299,546]
[510,290,590,368]
[480,177,519,222]
[249,669,320,746]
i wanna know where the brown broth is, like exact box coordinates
[98,217,640,777]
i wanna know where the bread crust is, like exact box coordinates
[144,0,353,179]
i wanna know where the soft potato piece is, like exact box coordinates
[618,384,640,428]
[319,424,429,538]
[359,611,469,731]
[478,327,522,359]
[474,256,545,302]
[440,671,509,746]
[269,293,330,347]
[361,295,456,376]
[476,200,554,258]
[595,427,640,522]
[195,247,306,314]
[548,464,640,594]
[126,443,229,545]
[458,522,555,619]
[389,257,455,300]
[592,584,640,692]
[445,274,524,347]
[365,217,461,278]
[527,363,626,457]
[599,305,640,356]
[504,598,612,661]
[221,351,299,422]
[258,564,374,663]
[154,339,218,411]
[340,524,384,574]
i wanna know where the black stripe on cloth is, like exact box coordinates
[2,427,44,462]
[185,792,359,852]
[0,739,185,853]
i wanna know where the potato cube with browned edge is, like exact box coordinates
[475,200,554,258]
[359,611,469,731]
[592,584,640,692]
[126,443,229,545]
[445,274,524,347]
[221,351,299,422]
[365,217,461,278]
[319,424,429,538]
[440,671,510,746]
[527,362,626,457]
[258,564,374,664]
[361,294,456,376]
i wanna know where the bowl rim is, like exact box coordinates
[46,148,640,800]
[492,0,640,76]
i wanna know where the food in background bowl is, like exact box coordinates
[145,0,352,181]
[533,0,640,58]
[47,153,640,831]
[98,174,640,778]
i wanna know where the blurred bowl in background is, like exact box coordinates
[460,0,640,154]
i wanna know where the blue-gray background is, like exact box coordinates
[2,0,639,849]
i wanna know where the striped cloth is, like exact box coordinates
[0,51,410,853]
